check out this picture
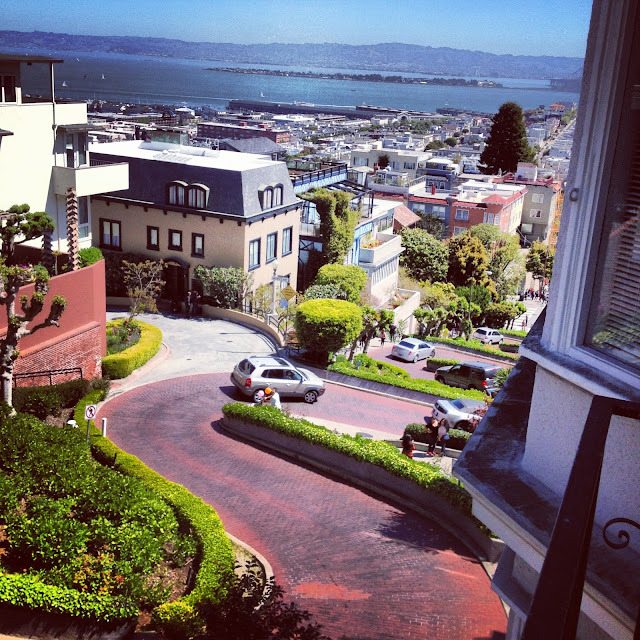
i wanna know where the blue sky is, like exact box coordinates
[3,0,593,58]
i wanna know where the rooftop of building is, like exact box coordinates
[89,140,282,171]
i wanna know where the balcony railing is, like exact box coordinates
[521,395,640,640]
[358,233,402,265]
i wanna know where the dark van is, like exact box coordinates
[434,361,503,394]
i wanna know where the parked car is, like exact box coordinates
[471,327,504,345]
[231,356,325,404]
[435,361,503,394]
[432,398,486,432]
[391,338,436,363]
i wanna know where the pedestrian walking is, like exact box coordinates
[437,419,450,457]
[190,290,201,316]
[401,432,416,459]
[389,324,397,343]
[425,416,438,456]
[380,329,386,347]
[184,290,191,317]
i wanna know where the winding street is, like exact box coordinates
[99,311,507,639]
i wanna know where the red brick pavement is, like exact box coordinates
[99,373,506,640]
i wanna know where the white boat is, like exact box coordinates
[62,81,67,87]
[101,74,105,80]
[260,92,265,97]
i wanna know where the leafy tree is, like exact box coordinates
[425,140,445,151]
[122,260,165,319]
[313,264,367,304]
[300,189,359,266]
[421,281,458,310]
[480,101,535,174]
[413,306,449,337]
[194,265,253,309]
[416,212,447,239]
[447,234,490,288]
[377,153,390,169]
[481,302,522,329]
[456,285,492,313]
[526,242,555,283]
[303,283,345,300]
[444,137,457,147]
[295,299,362,363]
[0,205,66,408]
[400,228,449,283]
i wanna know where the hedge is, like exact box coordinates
[424,335,519,361]
[428,357,459,369]
[222,403,478,527]
[501,329,526,338]
[404,423,471,451]
[329,354,487,401]
[102,320,163,379]
[74,393,235,635]
[0,571,138,623]
[12,378,92,419]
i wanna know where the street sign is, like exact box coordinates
[84,404,97,420]
[280,285,297,301]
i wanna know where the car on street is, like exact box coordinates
[435,361,503,394]
[391,338,436,363]
[231,355,325,404]
[432,398,486,432]
[471,327,504,345]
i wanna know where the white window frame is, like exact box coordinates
[455,209,469,221]
[453,226,466,236]
[532,193,545,204]
[187,184,209,209]
[524,0,640,397]
[168,181,187,206]
[266,232,277,263]
[249,239,261,269]
[282,226,293,256]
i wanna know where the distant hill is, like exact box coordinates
[0,30,583,80]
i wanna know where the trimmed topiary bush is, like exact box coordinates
[314,263,367,304]
[295,299,362,361]
[13,379,91,419]
[78,247,104,268]
[102,320,162,379]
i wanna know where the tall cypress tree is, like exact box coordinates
[480,102,534,174]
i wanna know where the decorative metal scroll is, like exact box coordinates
[603,517,640,549]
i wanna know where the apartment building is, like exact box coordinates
[454,2,640,638]
[197,121,290,144]
[350,141,431,177]
[89,140,301,300]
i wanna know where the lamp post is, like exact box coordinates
[271,258,280,315]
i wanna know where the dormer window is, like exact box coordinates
[260,185,284,210]
[261,187,273,210]
[187,183,209,209]
[274,185,283,207]
[168,181,187,206]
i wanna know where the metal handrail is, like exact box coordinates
[13,367,83,387]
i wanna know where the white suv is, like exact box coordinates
[471,327,504,345]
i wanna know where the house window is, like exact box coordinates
[147,226,159,250]
[404,162,415,170]
[261,187,273,210]
[455,209,469,221]
[532,193,545,204]
[282,227,293,256]
[168,181,187,206]
[168,229,182,251]
[494,214,501,226]
[530,209,543,218]
[266,232,277,262]
[192,233,204,258]
[484,213,495,224]
[187,184,209,209]
[78,197,89,239]
[453,226,466,236]
[0,75,16,102]
[100,219,121,249]
[273,185,284,207]
[432,205,446,218]
[64,133,87,168]
[249,239,261,270]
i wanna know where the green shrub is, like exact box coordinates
[222,403,479,527]
[314,264,367,304]
[428,357,459,369]
[404,424,471,451]
[295,299,362,361]
[78,247,104,268]
[499,342,520,353]
[425,336,519,361]
[74,394,235,634]
[329,356,487,401]
[501,329,526,338]
[0,405,188,622]
[13,378,91,419]
[102,320,162,379]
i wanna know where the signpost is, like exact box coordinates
[84,404,97,445]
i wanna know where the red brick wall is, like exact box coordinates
[0,260,106,387]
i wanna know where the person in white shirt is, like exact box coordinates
[268,387,281,410]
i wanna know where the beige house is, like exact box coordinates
[89,140,300,301]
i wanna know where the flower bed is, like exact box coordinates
[329,354,487,401]
[102,320,162,379]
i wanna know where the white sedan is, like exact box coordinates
[391,338,435,363]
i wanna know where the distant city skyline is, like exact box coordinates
[3,0,592,59]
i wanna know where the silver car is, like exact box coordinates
[471,327,504,345]
[432,398,486,432]
[391,338,436,363]
[231,355,325,404]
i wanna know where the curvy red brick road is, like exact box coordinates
[99,374,506,640]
